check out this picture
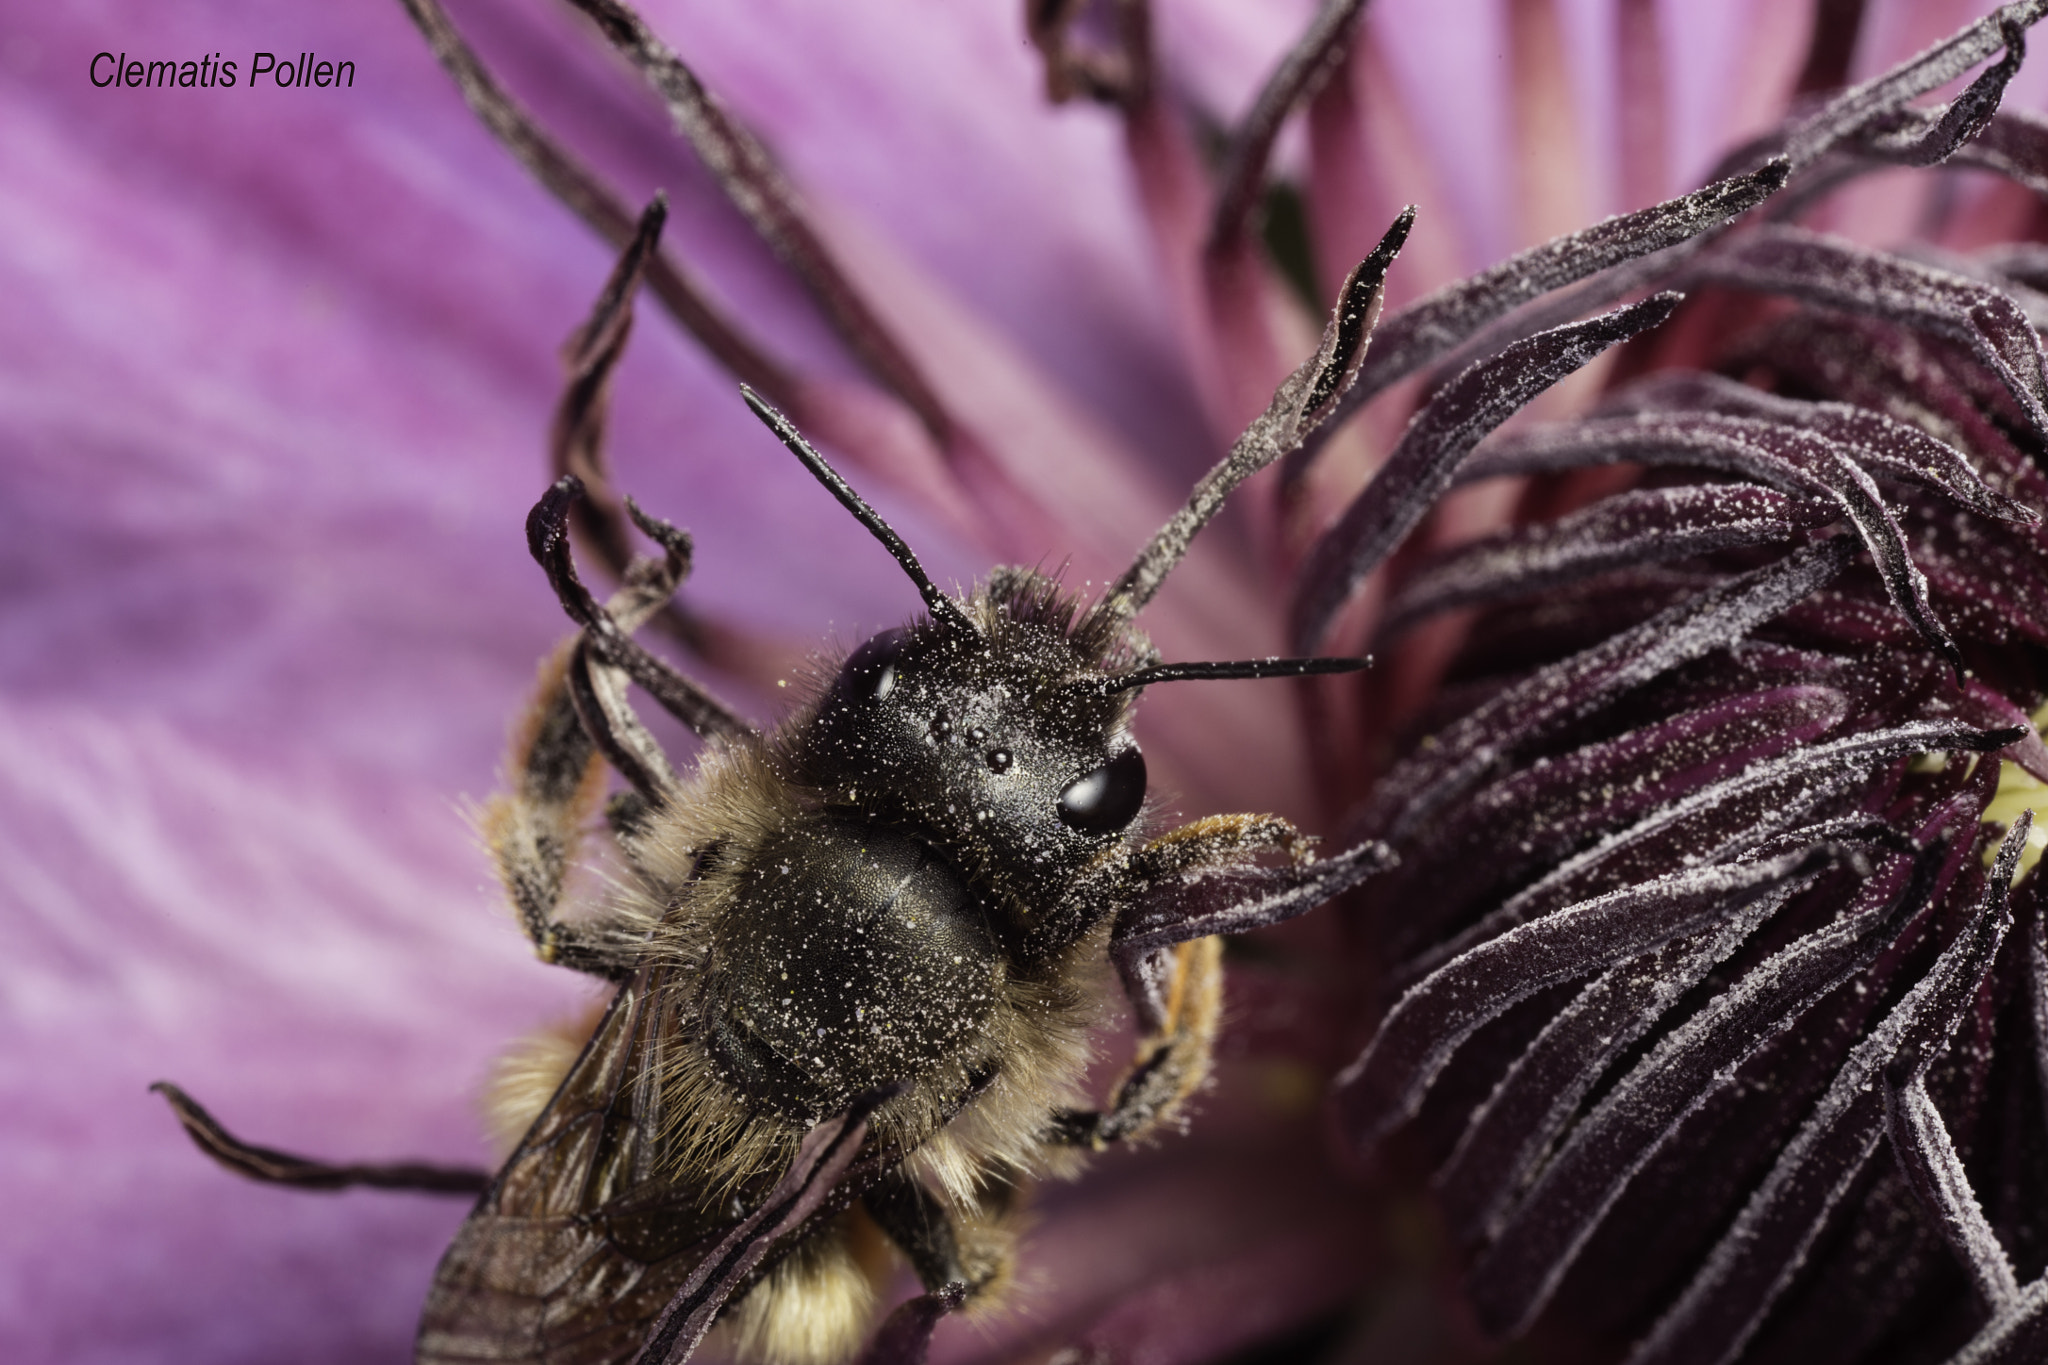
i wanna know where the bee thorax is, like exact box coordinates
[707,822,1002,1118]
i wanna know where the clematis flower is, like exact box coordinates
[9,2,2048,1364]
[1323,7,2048,1365]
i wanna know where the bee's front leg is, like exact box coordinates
[481,638,647,980]
[482,542,712,981]
[861,1167,971,1291]
[1052,934,1227,1150]
[1045,815,1304,1149]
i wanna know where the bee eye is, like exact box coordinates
[836,628,909,703]
[1057,747,1146,834]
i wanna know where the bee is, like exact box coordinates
[155,200,1407,1365]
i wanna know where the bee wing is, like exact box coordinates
[416,967,734,1365]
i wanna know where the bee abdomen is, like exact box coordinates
[708,823,1001,1118]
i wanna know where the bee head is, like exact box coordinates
[785,582,1149,949]
[745,388,1367,959]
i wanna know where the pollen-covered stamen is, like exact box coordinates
[1884,1037,2025,1313]
[1390,23,2047,462]
[1597,370,2041,526]
[1111,838,1393,963]
[1982,742,2048,884]
[1767,2,2045,174]
[1289,292,1681,654]
[409,0,1045,614]
[1100,211,1411,623]
[534,181,820,683]
[1369,686,1852,963]
[1399,721,2020,986]
[1358,540,1856,848]
[1429,817,1908,1252]
[1760,17,2032,220]
[1453,407,1965,673]
[851,1286,970,1365]
[1207,0,1369,260]
[1615,821,2026,1365]
[1377,485,1836,641]
[1946,109,2048,200]
[1335,843,1850,1151]
[563,0,963,450]
[1438,821,1962,1344]
[1024,0,1151,108]
[1681,227,2048,441]
[1285,161,1788,492]
[1726,311,2048,508]
[398,0,790,400]
[1307,6,2048,509]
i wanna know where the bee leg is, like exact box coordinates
[861,1168,969,1291]
[151,1082,489,1195]
[566,638,682,804]
[1107,816,1392,1026]
[529,478,754,743]
[1048,813,1369,1149]
[483,551,694,981]
[1046,935,1225,1149]
[1103,813,1312,1027]
[484,637,606,969]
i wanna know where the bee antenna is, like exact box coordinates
[1096,654,1372,694]
[740,386,981,640]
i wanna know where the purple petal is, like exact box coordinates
[0,703,587,1365]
